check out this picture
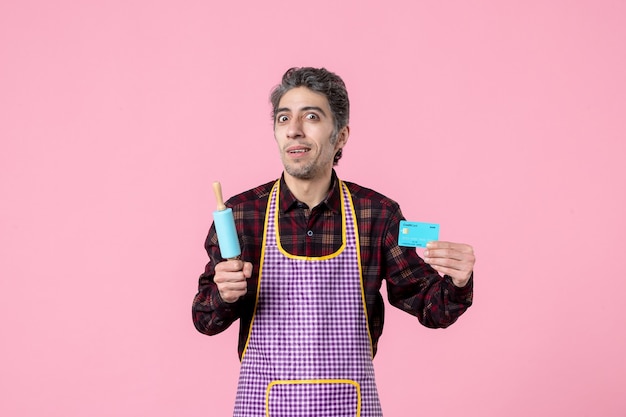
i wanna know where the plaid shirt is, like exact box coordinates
[192,171,473,359]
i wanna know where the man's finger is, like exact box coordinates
[424,249,467,262]
[426,241,474,253]
[242,262,253,278]
[224,259,245,271]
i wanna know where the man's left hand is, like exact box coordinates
[423,241,475,287]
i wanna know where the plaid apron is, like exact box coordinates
[233,181,382,417]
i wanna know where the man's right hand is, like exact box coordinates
[213,259,253,303]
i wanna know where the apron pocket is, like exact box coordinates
[266,379,361,417]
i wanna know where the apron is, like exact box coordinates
[233,180,382,417]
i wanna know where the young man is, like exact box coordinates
[192,67,475,417]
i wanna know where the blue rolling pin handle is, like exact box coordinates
[213,208,241,259]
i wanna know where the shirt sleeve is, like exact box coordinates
[382,206,473,328]
[191,224,243,335]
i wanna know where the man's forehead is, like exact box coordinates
[277,87,331,111]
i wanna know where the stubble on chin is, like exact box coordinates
[284,162,316,180]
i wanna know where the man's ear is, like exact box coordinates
[336,125,350,149]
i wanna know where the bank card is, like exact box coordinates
[398,221,440,248]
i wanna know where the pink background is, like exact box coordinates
[1,1,625,416]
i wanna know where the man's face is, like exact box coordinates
[274,87,348,181]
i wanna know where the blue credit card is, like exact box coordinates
[398,221,440,248]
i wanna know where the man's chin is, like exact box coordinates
[284,165,315,180]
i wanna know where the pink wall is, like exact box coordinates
[1,1,624,416]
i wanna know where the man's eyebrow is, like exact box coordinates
[275,106,328,116]
[302,106,327,116]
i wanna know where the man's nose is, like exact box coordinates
[286,118,303,138]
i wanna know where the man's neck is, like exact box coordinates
[283,171,333,208]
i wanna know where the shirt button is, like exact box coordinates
[307,230,313,237]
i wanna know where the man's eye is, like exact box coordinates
[277,115,289,122]
[305,113,318,120]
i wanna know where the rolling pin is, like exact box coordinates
[212,182,241,259]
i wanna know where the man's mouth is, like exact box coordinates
[286,146,311,155]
